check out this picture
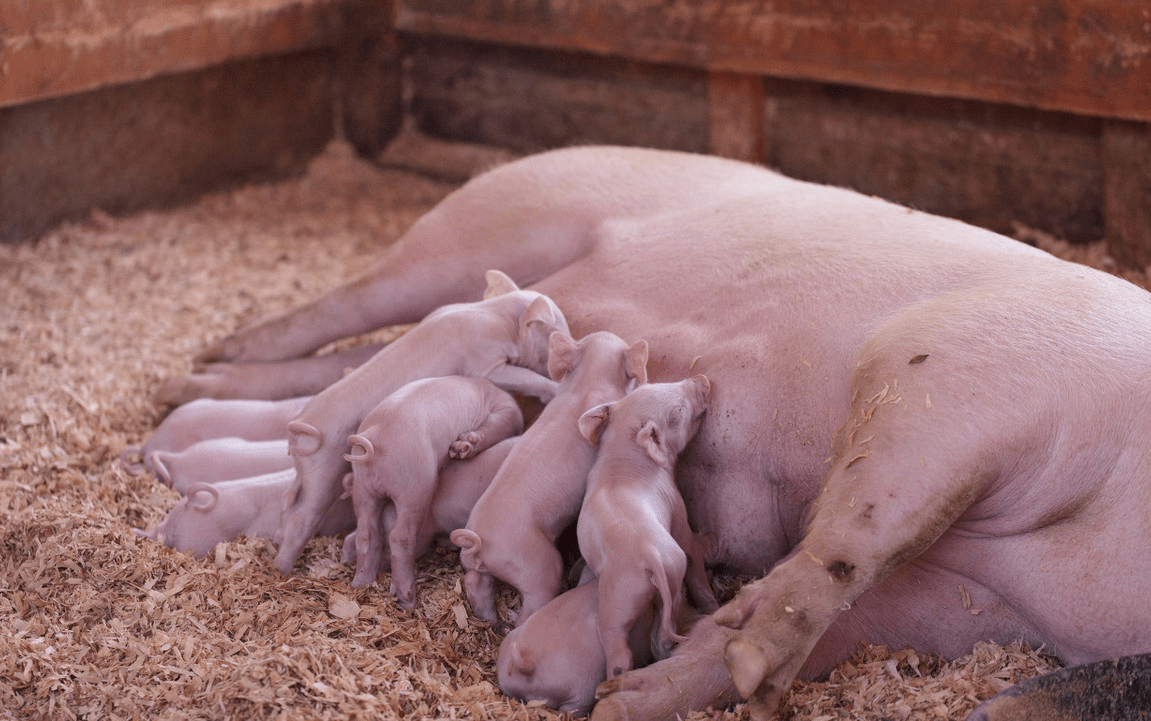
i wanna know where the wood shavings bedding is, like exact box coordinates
[0,137,1126,720]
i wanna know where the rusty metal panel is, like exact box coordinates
[397,0,1151,122]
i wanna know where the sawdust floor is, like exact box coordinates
[4,135,1136,721]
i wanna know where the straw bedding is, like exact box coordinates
[2,134,1135,721]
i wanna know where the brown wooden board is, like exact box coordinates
[406,38,708,154]
[0,0,368,108]
[397,0,1151,122]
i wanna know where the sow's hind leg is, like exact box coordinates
[194,159,604,368]
[593,343,1026,721]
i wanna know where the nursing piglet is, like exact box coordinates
[577,376,718,678]
[340,436,517,565]
[120,396,310,475]
[134,469,354,558]
[498,571,654,716]
[152,437,292,494]
[345,376,523,608]
[451,331,648,625]
[274,270,566,574]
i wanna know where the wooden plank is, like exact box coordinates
[1103,120,1151,268]
[764,81,1104,240]
[0,0,353,108]
[397,0,1151,122]
[708,71,764,162]
[407,38,707,154]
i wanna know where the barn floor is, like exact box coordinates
[4,132,1133,720]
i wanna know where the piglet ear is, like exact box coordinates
[519,296,564,333]
[625,340,649,386]
[287,421,323,457]
[547,332,579,381]
[637,420,671,468]
[483,269,520,299]
[508,641,536,677]
[579,404,611,446]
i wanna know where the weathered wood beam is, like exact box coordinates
[0,0,362,109]
[397,0,1151,123]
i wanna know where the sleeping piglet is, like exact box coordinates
[345,376,523,608]
[120,396,310,475]
[133,468,354,558]
[151,437,292,494]
[498,569,655,716]
[340,436,517,565]
[576,375,718,678]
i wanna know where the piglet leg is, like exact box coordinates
[449,402,524,460]
[596,565,658,679]
[387,481,438,609]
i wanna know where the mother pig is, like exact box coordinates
[168,146,1151,720]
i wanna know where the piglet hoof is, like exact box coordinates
[390,583,416,611]
[351,568,376,589]
[449,432,482,460]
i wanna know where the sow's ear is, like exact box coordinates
[483,269,520,299]
[578,404,612,446]
[626,340,649,385]
[547,332,580,381]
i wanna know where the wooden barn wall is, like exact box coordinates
[399,0,1151,266]
[406,38,1108,244]
[0,0,401,243]
[2,0,1148,263]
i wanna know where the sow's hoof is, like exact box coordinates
[965,653,1151,721]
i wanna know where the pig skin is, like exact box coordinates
[450,331,648,627]
[339,437,518,566]
[343,376,523,608]
[151,437,293,494]
[134,469,354,558]
[120,396,310,475]
[498,573,655,716]
[273,270,567,574]
[576,376,719,679]
[168,146,1151,721]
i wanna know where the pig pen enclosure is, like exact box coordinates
[3,1,1150,720]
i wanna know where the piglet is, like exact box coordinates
[133,468,354,558]
[451,331,648,626]
[120,396,310,475]
[151,437,292,494]
[345,376,523,608]
[576,375,718,678]
[340,437,517,565]
[498,569,655,716]
[274,270,566,574]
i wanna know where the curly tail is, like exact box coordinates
[649,549,688,655]
[186,483,220,512]
[120,445,146,474]
[152,452,173,488]
[449,529,486,572]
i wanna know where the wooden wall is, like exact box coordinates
[3,0,1148,265]
[399,0,1151,266]
[0,0,401,242]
